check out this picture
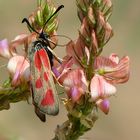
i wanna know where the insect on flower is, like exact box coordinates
[22,5,64,122]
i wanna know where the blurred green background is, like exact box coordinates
[0,0,139,140]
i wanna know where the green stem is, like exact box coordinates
[52,100,98,140]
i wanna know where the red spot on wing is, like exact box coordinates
[39,49,50,69]
[44,72,49,82]
[41,89,54,106]
[35,77,43,89]
[34,51,41,71]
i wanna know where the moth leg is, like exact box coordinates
[51,71,63,87]
[47,46,63,63]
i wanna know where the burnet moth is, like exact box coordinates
[22,5,64,122]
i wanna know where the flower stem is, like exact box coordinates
[52,99,98,140]
[0,78,30,110]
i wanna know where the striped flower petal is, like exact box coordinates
[94,54,130,84]
[90,74,116,101]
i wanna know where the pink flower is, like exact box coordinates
[90,74,116,101]
[90,74,115,114]
[0,33,36,59]
[58,69,88,102]
[94,54,130,84]
[90,54,130,114]
[0,33,35,86]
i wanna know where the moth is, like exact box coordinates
[22,5,64,122]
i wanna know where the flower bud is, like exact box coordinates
[96,99,110,114]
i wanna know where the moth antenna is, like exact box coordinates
[49,34,72,47]
[47,38,57,46]
[50,34,71,41]
[42,5,64,31]
[22,18,40,34]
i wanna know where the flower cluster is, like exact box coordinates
[53,0,130,116]
[0,0,130,139]
[52,1,130,139]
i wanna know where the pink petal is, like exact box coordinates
[52,67,61,78]
[62,69,87,88]
[104,56,130,84]
[90,74,116,101]
[7,55,30,86]
[13,34,28,41]
[66,40,80,65]
[96,99,110,114]
[66,37,86,66]
[94,54,130,84]
[10,34,28,49]
[57,56,73,77]
[59,69,87,101]
[53,56,73,84]
[75,37,87,60]
[94,56,117,72]
[0,39,11,58]
[109,53,119,64]
[10,33,36,50]
[70,86,82,102]
[66,41,76,57]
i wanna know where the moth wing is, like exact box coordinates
[34,106,46,122]
[30,45,59,116]
[30,82,46,122]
